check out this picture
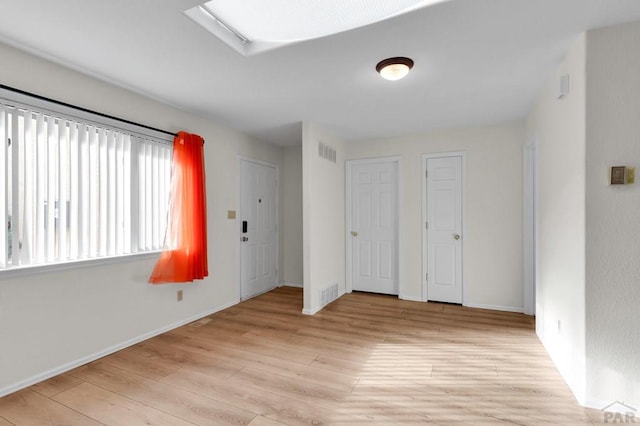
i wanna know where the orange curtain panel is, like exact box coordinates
[149,131,208,283]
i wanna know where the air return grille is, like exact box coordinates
[318,141,336,163]
[320,283,339,307]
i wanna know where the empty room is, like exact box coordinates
[0,0,639,424]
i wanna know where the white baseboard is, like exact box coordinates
[242,285,278,301]
[584,397,639,414]
[302,306,322,315]
[464,303,524,313]
[302,289,345,316]
[0,299,239,398]
[281,282,303,288]
[400,295,423,302]
[584,397,608,412]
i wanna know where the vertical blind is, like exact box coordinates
[0,100,172,269]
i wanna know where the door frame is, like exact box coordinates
[345,156,404,298]
[237,156,280,301]
[523,137,537,316]
[421,151,467,303]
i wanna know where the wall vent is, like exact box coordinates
[319,282,340,307]
[318,141,337,163]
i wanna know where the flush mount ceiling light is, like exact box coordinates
[376,57,414,81]
[184,0,451,56]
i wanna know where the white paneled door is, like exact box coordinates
[427,156,463,304]
[240,159,278,300]
[350,161,399,295]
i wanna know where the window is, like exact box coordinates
[0,89,172,271]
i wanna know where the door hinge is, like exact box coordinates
[425,170,428,179]
[426,273,428,281]
[425,221,428,229]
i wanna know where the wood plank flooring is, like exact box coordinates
[0,287,608,425]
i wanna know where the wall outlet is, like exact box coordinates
[177,290,183,302]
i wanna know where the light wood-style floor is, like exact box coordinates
[0,287,607,425]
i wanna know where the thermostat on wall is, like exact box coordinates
[610,166,635,185]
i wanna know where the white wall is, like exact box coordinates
[0,41,284,395]
[282,146,303,286]
[302,122,345,314]
[345,122,524,310]
[585,22,640,409]
[525,34,587,403]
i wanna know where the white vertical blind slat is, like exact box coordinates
[151,144,159,250]
[137,138,146,252]
[160,145,169,248]
[88,126,99,258]
[69,121,79,259]
[45,115,57,261]
[145,142,153,250]
[106,130,116,256]
[79,124,90,258]
[0,107,7,268]
[123,135,132,254]
[115,133,124,254]
[10,110,20,265]
[98,128,108,256]
[35,113,46,263]
[21,110,34,265]
[129,137,139,253]
[58,119,69,260]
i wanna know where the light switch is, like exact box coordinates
[227,210,236,219]
[610,166,635,185]
[627,167,635,184]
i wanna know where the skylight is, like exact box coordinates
[185,0,450,56]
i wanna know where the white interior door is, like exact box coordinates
[350,161,398,295]
[240,159,278,299]
[427,156,463,304]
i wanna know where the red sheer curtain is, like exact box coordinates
[149,131,208,284]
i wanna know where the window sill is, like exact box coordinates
[0,251,162,281]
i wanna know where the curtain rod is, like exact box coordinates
[0,83,178,139]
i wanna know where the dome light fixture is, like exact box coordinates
[376,57,414,81]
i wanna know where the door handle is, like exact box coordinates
[351,231,358,237]
[242,236,249,242]
[454,234,460,240]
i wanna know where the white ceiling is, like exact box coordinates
[1,0,640,146]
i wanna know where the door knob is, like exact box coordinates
[242,236,249,242]
[454,234,460,240]
[351,231,358,237]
